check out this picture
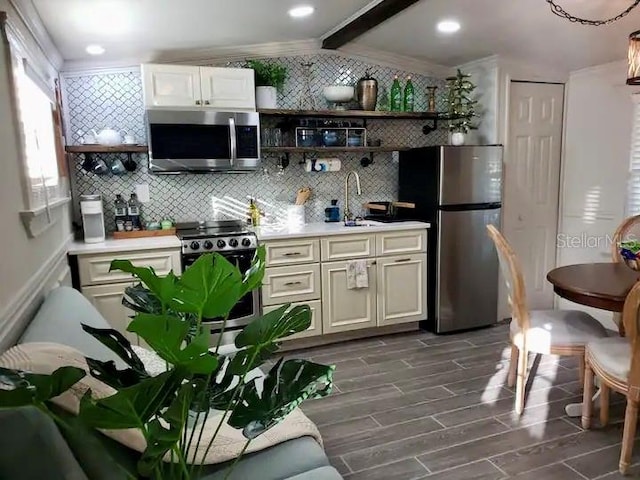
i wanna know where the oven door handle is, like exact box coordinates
[229,117,237,166]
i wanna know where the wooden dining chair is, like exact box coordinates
[611,215,640,263]
[582,279,640,475]
[611,215,640,336]
[487,225,608,414]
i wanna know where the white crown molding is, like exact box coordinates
[7,0,62,70]
[456,55,500,72]
[154,39,323,65]
[61,38,452,79]
[569,58,627,78]
[61,61,141,76]
[338,43,453,78]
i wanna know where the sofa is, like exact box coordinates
[0,287,342,480]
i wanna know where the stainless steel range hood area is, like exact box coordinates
[146,109,261,173]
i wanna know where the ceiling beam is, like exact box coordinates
[322,0,422,50]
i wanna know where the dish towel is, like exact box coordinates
[346,259,369,289]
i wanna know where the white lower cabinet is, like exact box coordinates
[376,254,427,327]
[263,300,322,341]
[261,228,429,341]
[82,282,138,345]
[321,260,378,334]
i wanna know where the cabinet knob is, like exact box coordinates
[195,100,201,105]
[204,100,210,105]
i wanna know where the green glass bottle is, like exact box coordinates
[390,75,403,112]
[403,76,415,112]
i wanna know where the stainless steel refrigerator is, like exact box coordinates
[398,145,503,333]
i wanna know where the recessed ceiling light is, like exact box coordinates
[288,5,314,18]
[86,44,105,55]
[437,19,461,34]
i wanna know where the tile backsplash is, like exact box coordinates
[63,52,448,231]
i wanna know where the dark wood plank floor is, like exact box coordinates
[284,323,640,479]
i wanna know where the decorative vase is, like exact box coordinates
[256,86,277,109]
[426,86,438,112]
[450,131,465,146]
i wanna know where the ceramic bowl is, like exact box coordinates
[323,86,355,103]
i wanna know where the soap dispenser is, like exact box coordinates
[324,199,340,223]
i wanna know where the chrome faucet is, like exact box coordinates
[344,171,362,222]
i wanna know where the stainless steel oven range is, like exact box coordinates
[177,220,259,346]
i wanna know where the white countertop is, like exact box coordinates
[68,221,430,254]
[254,221,430,241]
[68,235,182,255]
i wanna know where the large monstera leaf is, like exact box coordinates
[127,314,218,376]
[229,359,334,439]
[81,324,149,389]
[171,253,242,318]
[0,366,86,408]
[238,246,266,298]
[110,260,178,308]
[79,369,185,430]
[228,305,311,376]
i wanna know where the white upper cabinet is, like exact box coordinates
[200,67,255,110]
[142,64,255,110]
[142,64,202,107]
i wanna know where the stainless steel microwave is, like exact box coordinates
[146,110,261,173]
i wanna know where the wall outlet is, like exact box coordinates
[135,184,150,203]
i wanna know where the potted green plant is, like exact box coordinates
[247,59,287,109]
[0,247,334,479]
[445,69,478,146]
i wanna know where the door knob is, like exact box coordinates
[204,100,210,105]
[195,100,201,105]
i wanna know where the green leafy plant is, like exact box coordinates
[0,246,334,479]
[246,59,288,91]
[445,69,479,133]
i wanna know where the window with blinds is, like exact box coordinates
[627,95,640,216]
[3,18,67,214]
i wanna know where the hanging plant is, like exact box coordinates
[445,69,479,133]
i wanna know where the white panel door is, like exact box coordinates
[142,64,202,107]
[377,254,427,326]
[200,67,256,110]
[82,282,138,345]
[321,260,377,334]
[504,81,564,309]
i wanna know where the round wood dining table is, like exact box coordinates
[546,262,640,313]
[547,262,640,418]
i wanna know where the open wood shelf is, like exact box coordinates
[65,145,148,154]
[262,146,409,154]
[258,108,444,120]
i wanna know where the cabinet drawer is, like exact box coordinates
[376,230,427,256]
[262,264,321,306]
[321,234,375,261]
[262,300,322,341]
[265,239,319,266]
[78,249,181,286]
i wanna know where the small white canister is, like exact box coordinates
[80,194,106,243]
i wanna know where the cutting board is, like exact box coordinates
[112,228,176,239]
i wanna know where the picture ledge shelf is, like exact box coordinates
[20,196,71,238]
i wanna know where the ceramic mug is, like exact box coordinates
[123,133,136,145]
[110,158,126,175]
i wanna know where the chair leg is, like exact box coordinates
[600,384,611,427]
[582,360,594,429]
[620,400,639,475]
[579,355,585,387]
[515,348,528,415]
[508,344,518,388]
